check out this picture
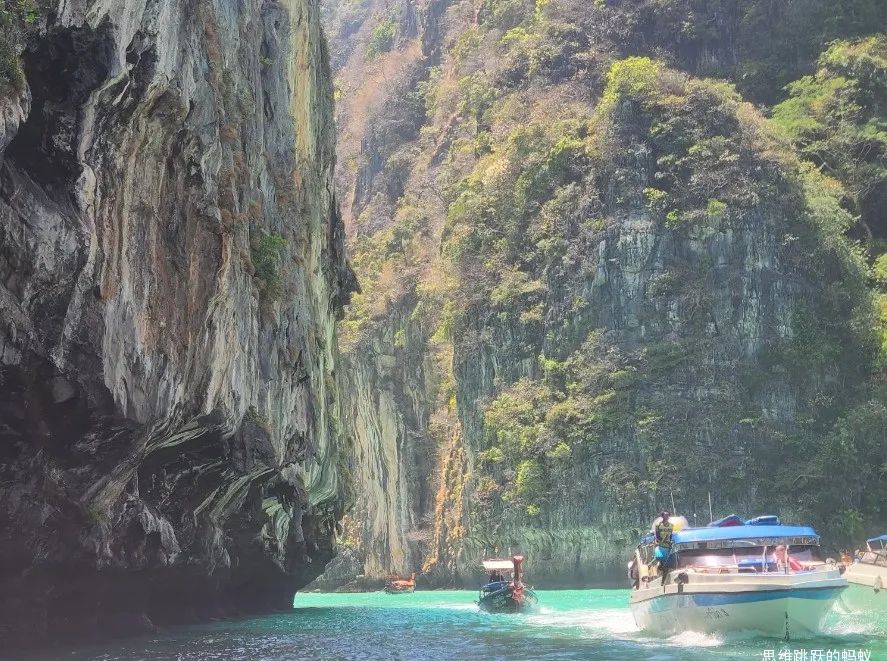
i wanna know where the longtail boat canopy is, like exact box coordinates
[482,559,515,571]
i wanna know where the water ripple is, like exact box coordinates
[14,589,886,661]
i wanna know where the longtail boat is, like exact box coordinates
[477,555,539,613]
[384,572,416,594]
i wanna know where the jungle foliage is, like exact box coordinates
[334,0,887,546]
[773,36,887,246]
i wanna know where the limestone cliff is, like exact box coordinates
[308,0,451,588]
[0,0,353,644]
[324,0,886,588]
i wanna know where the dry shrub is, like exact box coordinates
[248,199,264,224]
[220,124,239,144]
[220,208,235,231]
[232,150,246,176]
[219,168,237,210]
[200,4,222,73]
[240,249,255,275]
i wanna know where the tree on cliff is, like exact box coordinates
[326,0,887,583]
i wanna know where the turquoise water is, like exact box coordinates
[20,589,887,660]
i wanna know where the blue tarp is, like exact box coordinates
[641,524,817,546]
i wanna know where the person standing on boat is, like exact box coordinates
[653,511,674,578]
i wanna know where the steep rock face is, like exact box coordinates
[310,0,452,587]
[0,0,352,644]
[0,85,29,155]
[338,300,440,584]
[324,0,884,589]
[444,156,804,585]
[421,57,876,582]
[325,0,449,237]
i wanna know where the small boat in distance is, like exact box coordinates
[384,573,416,594]
[477,555,539,613]
[629,515,847,639]
[841,534,887,613]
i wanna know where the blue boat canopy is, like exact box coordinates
[640,524,819,551]
[867,534,887,544]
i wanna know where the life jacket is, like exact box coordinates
[656,521,674,549]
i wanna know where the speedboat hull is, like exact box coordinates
[840,583,886,613]
[632,586,843,638]
[630,570,846,638]
[840,563,886,613]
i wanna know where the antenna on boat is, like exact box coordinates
[670,491,676,514]
[708,492,714,523]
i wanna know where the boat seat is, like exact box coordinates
[482,580,509,592]
[738,559,776,573]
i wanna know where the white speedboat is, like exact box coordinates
[629,516,846,639]
[840,534,887,613]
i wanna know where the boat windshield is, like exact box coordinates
[858,550,887,567]
[675,545,821,570]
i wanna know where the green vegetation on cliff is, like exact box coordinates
[326,0,887,581]
[250,232,289,308]
[773,36,886,247]
[594,0,886,103]
[0,0,42,94]
[445,44,880,538]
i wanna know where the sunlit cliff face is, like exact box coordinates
[0,0,353,644]
[317,0,884,589]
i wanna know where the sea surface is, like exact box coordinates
[18,589,887,660]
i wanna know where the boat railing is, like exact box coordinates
[687,564,741,575]
[858,551,887,567]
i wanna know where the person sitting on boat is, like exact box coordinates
[772,544,804,572]
[627,557,640,589]
[652,511,674,577]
